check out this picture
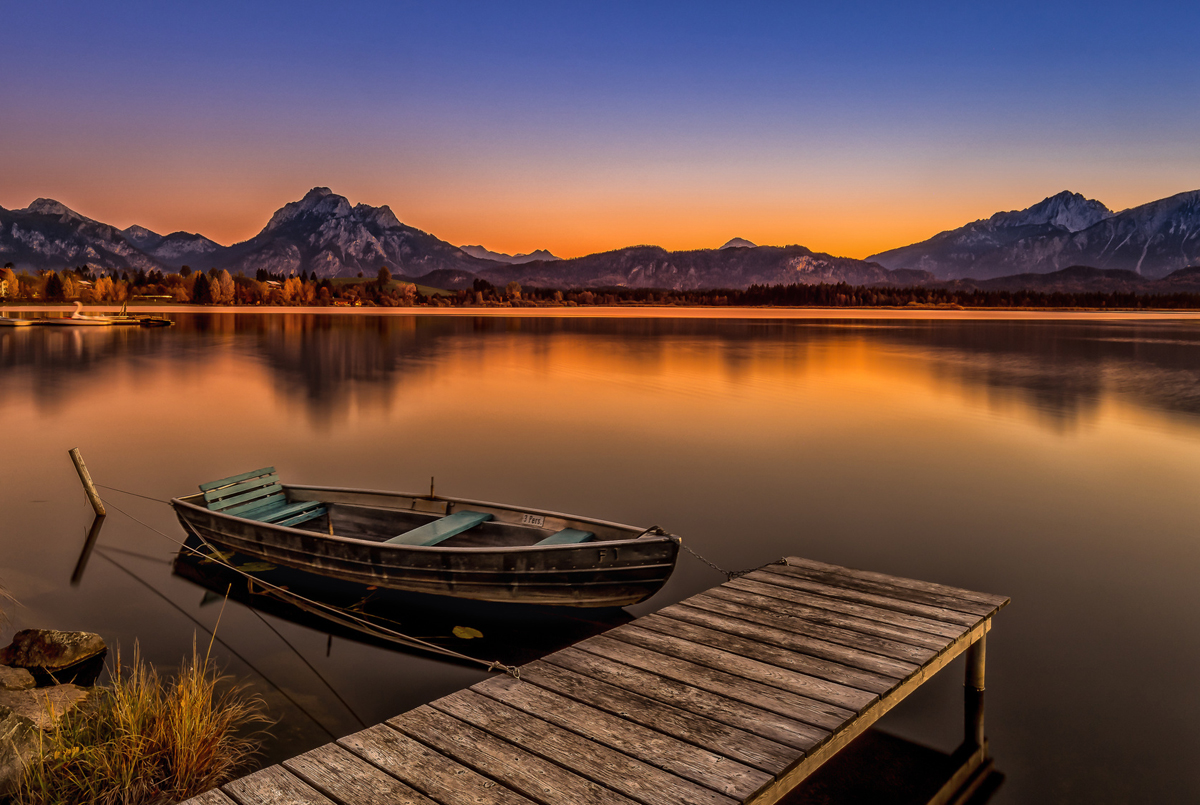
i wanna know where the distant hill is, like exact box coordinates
[417,244,932,291]
[871,189,1200,280]
[869,191,1114,279]
[720,237,757,249]
[460,245,560,264]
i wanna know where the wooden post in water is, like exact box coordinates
[964,634,986,749]
[68,448,106,516]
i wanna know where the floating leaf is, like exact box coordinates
[236,562,277,572]
[452,626,483,640]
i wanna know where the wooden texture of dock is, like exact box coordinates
[184,556,1009,805]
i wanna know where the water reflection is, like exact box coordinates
[3,315,1200,430]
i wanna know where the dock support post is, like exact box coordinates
[964,634,986,749]
[68,448,106,516]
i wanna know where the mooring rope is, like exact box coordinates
[679,541,785,580]
[95,485,523,678]
[93,548,339,739]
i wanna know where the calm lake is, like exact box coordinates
[2,310,1198,803]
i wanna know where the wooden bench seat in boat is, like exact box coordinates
[200,467,327,528]
[534,528,596,545]
[385,511,494,546]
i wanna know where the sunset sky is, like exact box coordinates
[3,1,1199,259]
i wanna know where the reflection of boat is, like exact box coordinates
[171,468,680,608]
[0,310,35,326]
[38,302,115,326]
[170,533,633,666]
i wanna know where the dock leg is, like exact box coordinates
[964,634,986,749]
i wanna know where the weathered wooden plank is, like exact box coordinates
[633,613,897,696]
[551,643,834,747]
[608,625,877,712]
[517,658,795,774]
[767,561,999,617]
[390,705,638,805]
[753,566,981,627]
[474,674,773,800]
[222,765,334,805]
[660,601,920,679]
[432,690,738,805]
[723,578,958,645]
[283,743,435,805]
[580,634,851,731]
[338,724,537,805]
[782,556,1009,608]
[703,586,942,660]
[744,571,979,633]
[184,790,239,805]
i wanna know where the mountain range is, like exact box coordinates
[2,186,1198,291]
[869,190,1200,280]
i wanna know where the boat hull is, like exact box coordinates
[171,493,679,608]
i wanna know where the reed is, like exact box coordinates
[12,642,269,805]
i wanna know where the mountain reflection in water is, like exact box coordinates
[3,311,1199,803]
[3,314,1200,428]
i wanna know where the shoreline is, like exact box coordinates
[4,304,1200,322]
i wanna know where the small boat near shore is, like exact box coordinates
[0,311,35,326]
[171,467,680,608]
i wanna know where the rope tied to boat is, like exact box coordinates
[488,661,521,680]
[680,541,787,580]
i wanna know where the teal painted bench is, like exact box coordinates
[534,528,595,546]
[386,511,494,546]
[201,467,327,528]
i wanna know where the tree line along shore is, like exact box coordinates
[5,263,1200,310]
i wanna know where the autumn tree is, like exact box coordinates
[192,273,212,304]
[215,270,235,305]
[378,266,391,288]
[44,271,65,301]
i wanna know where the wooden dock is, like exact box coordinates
[185,556,1009,805]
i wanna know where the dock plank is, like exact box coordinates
[283,743,435,805]
[577,635,850,732]
[222,765,334,805]
[609,624,877,711]
[433,689,738,805]
[768,561,999,616]
[700,585,940,662]
[661,601,920,679]
[188,556,1008,805]
[339,724,537,805]
[475,673,773,800]
[781,556,1010,608]
[689,590,937,664]
[753,566,981,627]
[518,658,796,774]
[543,645,829,751]
[186,791,239,805]
[737,572,968,638]
[633,613,897,695]
[390,705,637,805]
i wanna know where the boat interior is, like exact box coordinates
[184,467,656,550]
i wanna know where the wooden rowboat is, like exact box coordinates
[171,468,680,608]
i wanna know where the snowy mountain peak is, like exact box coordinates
[264,188,353,232]
[121,225,164,250]
[21,198,86,220]
[990,191,1112,232]
[720,237,757,249]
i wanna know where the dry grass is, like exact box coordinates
[12,643,269,805]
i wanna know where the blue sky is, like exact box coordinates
[3,1,1198,256]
